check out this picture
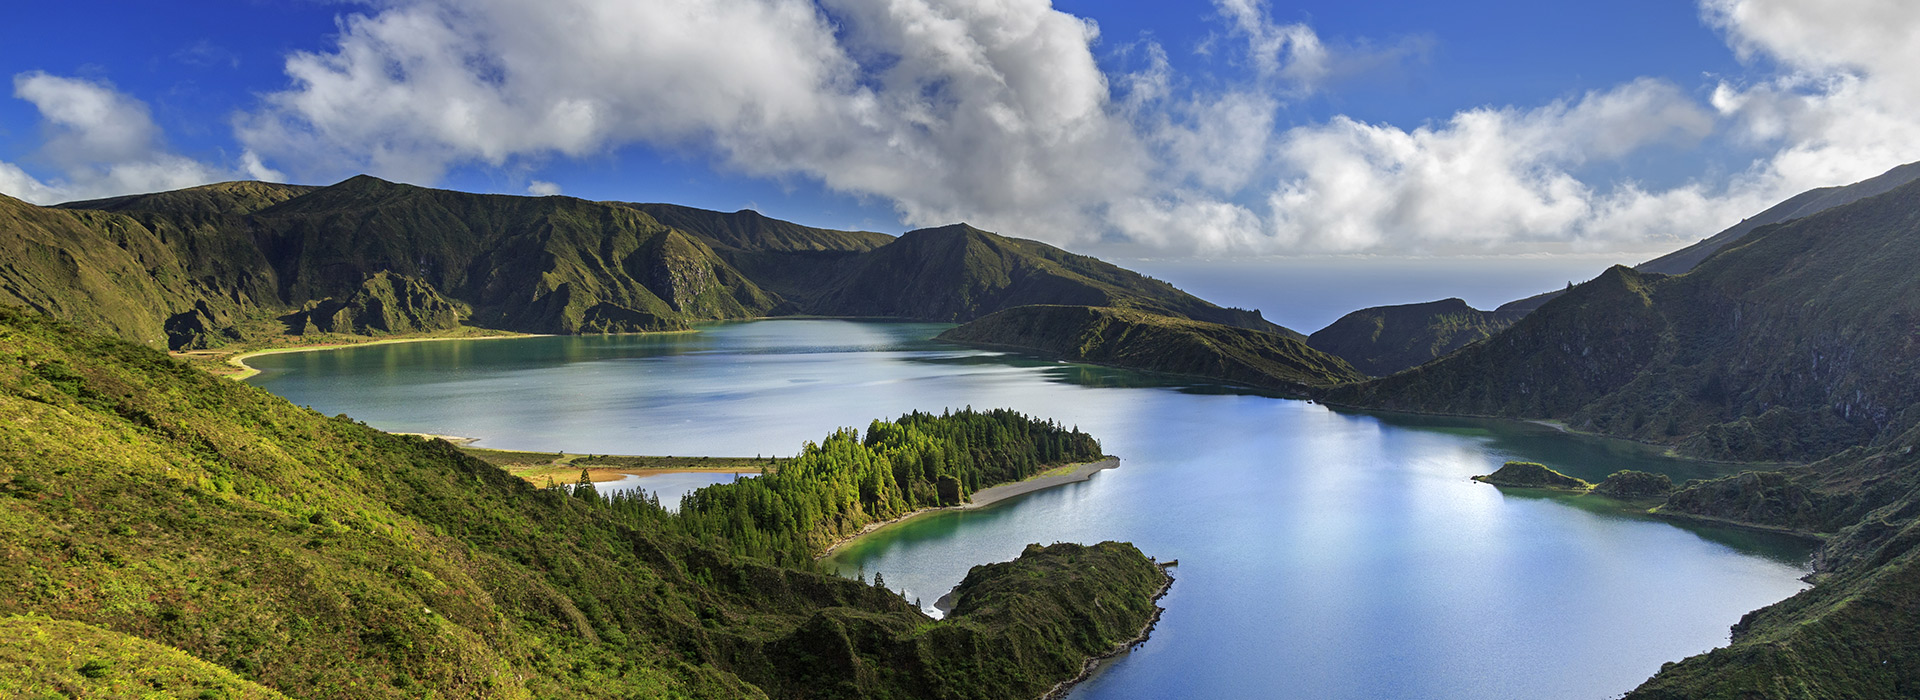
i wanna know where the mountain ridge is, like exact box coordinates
[7,176,1290,349]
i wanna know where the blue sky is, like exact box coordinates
[3,0,1916,269]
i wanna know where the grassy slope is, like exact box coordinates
[1305,297,1522,377]
[0,193,207,347]
[0,306,1164,699]
[938,305,1362,392]
[0,614,292,700]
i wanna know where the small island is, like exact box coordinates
[1472,461,1593,490]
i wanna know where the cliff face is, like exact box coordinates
[938,304,1362,392]
[281,271,466,336]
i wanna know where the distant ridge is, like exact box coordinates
[939,305,1361,393]
[1313,160,1920,377]
[1306,298,1523,376]
[3,176,1289,348]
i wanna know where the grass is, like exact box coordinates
[0,615,290,700]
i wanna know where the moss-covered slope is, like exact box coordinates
[0,306,1166,699]
[0,615,292,700]
[1306,297,1524,376]
[938,304,1362,393]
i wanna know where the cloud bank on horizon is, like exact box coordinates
[3,0,1918,257]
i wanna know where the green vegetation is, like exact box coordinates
[0,614,292,700]
[1472,461,1592,490]
[1305,298,1523,377]
[810,224,1285,335]
[7,176,1284,352]
[0,306,1164,699]
[1591,470,1675,500]
[674,410,1102,565]
[938,304,1362,394]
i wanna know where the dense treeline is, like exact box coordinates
[582,409,1099,565]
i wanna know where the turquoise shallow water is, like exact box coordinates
[246,319,1814,700]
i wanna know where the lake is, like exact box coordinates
[245,319,1813,700]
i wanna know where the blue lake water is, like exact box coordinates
[245,319,1813,700]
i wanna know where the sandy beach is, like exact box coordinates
[215,331,540,381]
[818,457,1120,558]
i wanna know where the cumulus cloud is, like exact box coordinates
[0,72,240,204]
[224,0,1920,255]
[527,180,561,196]
[236,0,1154,239]
[1701,0,1920,193]
[1265,79,1727,252]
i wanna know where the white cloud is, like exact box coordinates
[224,0,1920,256]
[1701,0,1920,194]
[1265,79,1722,252]
[236,0,1163,239]
[527,180,561,196]
[0,72,237,204]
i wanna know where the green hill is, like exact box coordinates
[1471,461,1591,490]
[1306,298,1523,376]
[1324,166,1920,464]
[0,305,1167,699]
[937,305,1362,393]
[815,224,1286,334]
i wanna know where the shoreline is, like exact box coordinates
[817,457,1120,559]
[213,331,546,381]
[1041,566,1177,700]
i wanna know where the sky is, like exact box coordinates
[3,0,1918,326]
